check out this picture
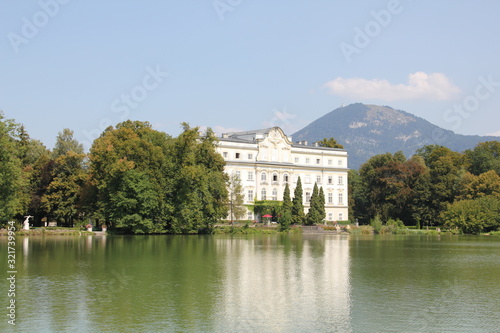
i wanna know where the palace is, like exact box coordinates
[217,127,349,222]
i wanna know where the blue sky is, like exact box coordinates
[1,0,499,150]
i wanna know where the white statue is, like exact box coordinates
[23,215,32,230]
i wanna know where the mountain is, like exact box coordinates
[292,103,499,170]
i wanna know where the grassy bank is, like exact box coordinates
[0,227,95,236]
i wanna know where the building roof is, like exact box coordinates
[219,126,347,152]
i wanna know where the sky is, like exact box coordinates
[1,0,500,150]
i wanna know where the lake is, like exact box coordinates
[1,234,499,332]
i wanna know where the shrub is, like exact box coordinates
[370,215,383,234]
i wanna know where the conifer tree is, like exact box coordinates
[306,183,321,225]
[280,182,292,229]
[319,186,326,223]
[291,177,305,225]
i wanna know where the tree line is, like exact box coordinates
[0,113,228,234]
[2,110,499,234]
[349,142,500,234]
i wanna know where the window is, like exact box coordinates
[261,172,267,182]
[338,193,344,205]
[338,176,344,185]
[261,189,267,200]
[223,152,228,158]
[247,171,254,181]
[316,175,321,184]
[328,159,333,166]
[272,188,278,200]
[293,175,299,183]
[272,173,278,182]
[248,153,253,159]
[235,171,241,180]
[283,174,289,183]
[235,153,240,159]
[328,193,333,204]
[305,192,311,203]
[338,159,343,166]
[328,176,333,185]
[316,158,321,165]
[294,157,299,163]
[305,158,310,164]
[247,211,253,220]
[248,190,254,202]
[305,175,311,184]
[339,213,344,220]
[328,213,333,221]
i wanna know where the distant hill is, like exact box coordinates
[293,103,499,169]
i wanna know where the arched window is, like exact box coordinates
[283,173,289,183]
[261,172,267,181]
[261,188,267,200]
[272,173,278,182]
[272,188,278,200]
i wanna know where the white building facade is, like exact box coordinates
[217,127,349,222]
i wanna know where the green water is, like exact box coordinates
[1,234,499,332]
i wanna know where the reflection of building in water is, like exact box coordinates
[215,236,351,332]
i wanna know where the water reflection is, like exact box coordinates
[3,235,498,332]
[215,235,352,332]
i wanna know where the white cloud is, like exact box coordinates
[487,130,500,137]
[324,72,461,101]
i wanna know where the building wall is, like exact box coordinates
[218,127,349,222]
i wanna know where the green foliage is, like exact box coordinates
[465,141,500,176]
[358,151,427,225]
[42,151,87,226]
[228,172,246,222]
[280,183,292,230]
[291,176,305,225]
[52,128,84,158]
[89,121,228,234]
[317,137,344,149]
[387,218,405,228]
[168,124,228,233]
[0,112,23,222]
[306,183,322,225]
[458,170,500,200]
[318,186,326,222]
[441,196,500,234]
[89,120,174,233]
[253,200,282,221]
[369,215,383,234]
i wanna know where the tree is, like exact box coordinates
[280,183,292,230]
[415,145,467,226]
[442,196,500,234]
[465,141,500,176]
[458,170,500,200]
[348,169,364,222]
[0,112,22,223]
[318,186,326,222]
[52,128,84,158]
[317,137,344,149]
[228,172,245,223]
[42,151,88,226]
[168,124,228,233]
[306,183,322,225]
[89,120,174,233]
[291,176,305,225]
